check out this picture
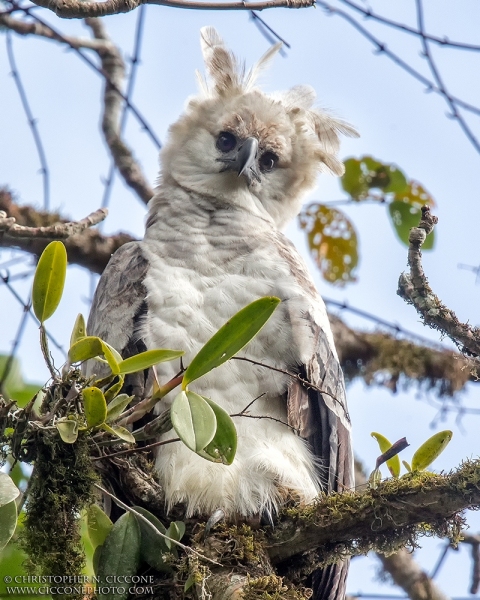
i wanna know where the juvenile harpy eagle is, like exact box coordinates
[87,27,358,599]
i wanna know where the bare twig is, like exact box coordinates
[28,0,314,19]
[0,207,108,239]
[397,206,480,357]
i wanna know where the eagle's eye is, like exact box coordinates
[259,151,278,173]
[216,131,237,153]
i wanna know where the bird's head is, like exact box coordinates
[158,27,359,229]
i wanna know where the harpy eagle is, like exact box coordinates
[87,27,358,599]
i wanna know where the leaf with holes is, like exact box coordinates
[32,241,67,322]
[388,200,435,250]
[341,156,408,200]
[171,391,217,453]
[299,203,358,286]
[183,297,280,387]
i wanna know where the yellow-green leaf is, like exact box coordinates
[402,460,412,473]
[198,397,237,465]
[102,423,136,444]
[0,500,17,551]
[103,376,125,404]
[388,199,435,250]
[341,156,408,200]
[87,504,113,549]
[171,391,217,453]
[32,241,67,322]
[56,418,78,443]
[299,204,358,286]
[83,387,107,428]
[100,341,121,374]
[411,430,453,472]
[69,336,104,364]
[70,313,86,348]
[106,394,133,423]
[371,432,401,477]
[117,349,184,375]
[183,297,280,388]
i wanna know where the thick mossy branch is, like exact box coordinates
[267,460,480,564]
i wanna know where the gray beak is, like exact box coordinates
[217,137,261,185]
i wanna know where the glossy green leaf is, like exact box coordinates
[298,203,359,286]
[388,200,435,250]
[68,336,104,364]
[82,387,107,428]
[371,432,401,477]
[198,397,237,465]
[171,391,217,453]
[341,156,408,200]
[32,241,67,322]
[87,504,113,549]
[101,423,136,444]
[132,506,171,570]
[56,418,78,444]
[411,430,453,472]
[70,313,86,348]
[97,512,141,600]
[0,500,18,551]
[103,376,125,404]
[106,394,133,423]
[183,297,280,387]
[117,349,184,375]
[0,473,20,507]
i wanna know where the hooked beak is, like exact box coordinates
[217,137,261,185]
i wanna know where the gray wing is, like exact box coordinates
[85,241,151,399]
[287,314,353,600]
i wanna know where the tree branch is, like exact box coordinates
[398,206,480,357]
[0,189,134,274]
[27,0,314,19]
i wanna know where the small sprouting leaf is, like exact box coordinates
[371,432,401,477]
[388,200,435,250]
[87,504,113,549]
[402,460,412,473]
[0,472,20,507]
[103,376,125,404]
[0,500,18,551]
[299,203,359,286]
[82,387,107,428]
[411,430,453,472]
[184,574,196,593]
[133,506,170,571]
[102,423,136,444]
[165,521,186,550]
[171,391,217,453]
[97,512,141,600]
[368,468,381,489]
[117,349,184,375]
[341,156,408,200]
[32,241,67,322]
[106,394,133,423]
[56,418,79,444]
[198,397,237,465]
[183,297,280,387]
[70,313,86,348]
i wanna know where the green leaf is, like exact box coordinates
[184,574,196,593]
[183,297,280,387]
[165,521,185,550]
[411,430,453,472]
[106,394,133,423]
[82,387,108,428]
[101,341,122,374]
[101,423,136,444]
[171,391,217,453]
[371,432,401,477]
[198,397,237,465]
[117,349,184,375]
[97,512,141,600]
[402,460,412,473]
[132,506,171,571]
[104,376,125,404]
[341,156,408,200]
[68,336,121,373]
[0,472,20,507]
[56,418,78,443]
[0,500,18,551]
[298,204,359,286]
[368,468,381,489]
[388,200,435,250]
[70,313,86,348]
[87,504,113,549]
[32,241,67,322]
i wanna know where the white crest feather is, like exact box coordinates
[200,26,244,96]
[244,42,282,92]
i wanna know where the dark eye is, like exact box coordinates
[259,151,278,173]
[216,131,237,153]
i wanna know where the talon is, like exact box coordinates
[203,508,225,540]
